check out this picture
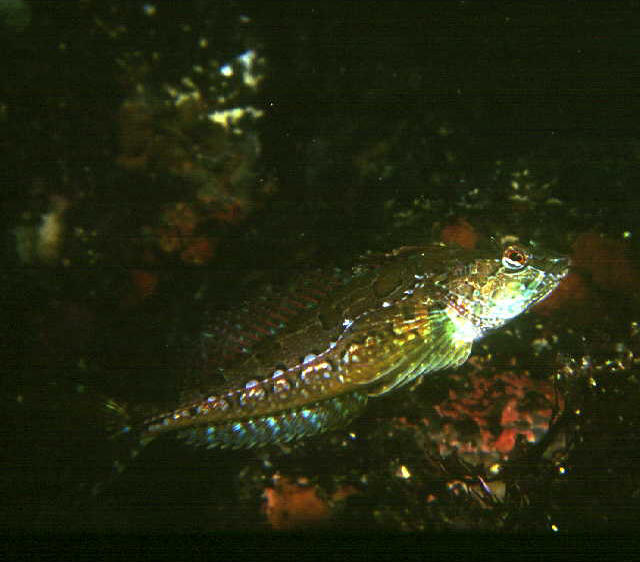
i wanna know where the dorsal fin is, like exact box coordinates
[200,268,347,373]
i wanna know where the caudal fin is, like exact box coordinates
[91,398,154,496]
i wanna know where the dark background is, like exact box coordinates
[2,0,640,533]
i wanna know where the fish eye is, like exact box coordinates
[502,245,528,270]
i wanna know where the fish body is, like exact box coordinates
[113,241,568,453]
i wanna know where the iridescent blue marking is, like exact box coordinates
[176,392,368,449]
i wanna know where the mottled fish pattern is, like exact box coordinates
[107,240,568,458]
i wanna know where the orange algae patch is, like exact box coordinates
[440,218,478,249]
[264,476,330,530]
[536,232,640,317]
[263,475,357,530]
[571,232,639,294]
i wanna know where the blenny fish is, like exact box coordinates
[106,240,568,465]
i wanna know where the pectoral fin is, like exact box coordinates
[364,308,473,397]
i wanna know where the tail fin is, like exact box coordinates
[91,398,155,496]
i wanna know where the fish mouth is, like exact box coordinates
[539,255,570,280]
[530,255,570,306]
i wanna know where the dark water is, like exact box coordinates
[2,1,640,534]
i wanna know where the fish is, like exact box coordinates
[104,239,568,470]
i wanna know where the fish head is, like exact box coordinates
[443,242,569,335]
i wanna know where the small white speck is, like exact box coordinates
[238,49,255,68]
